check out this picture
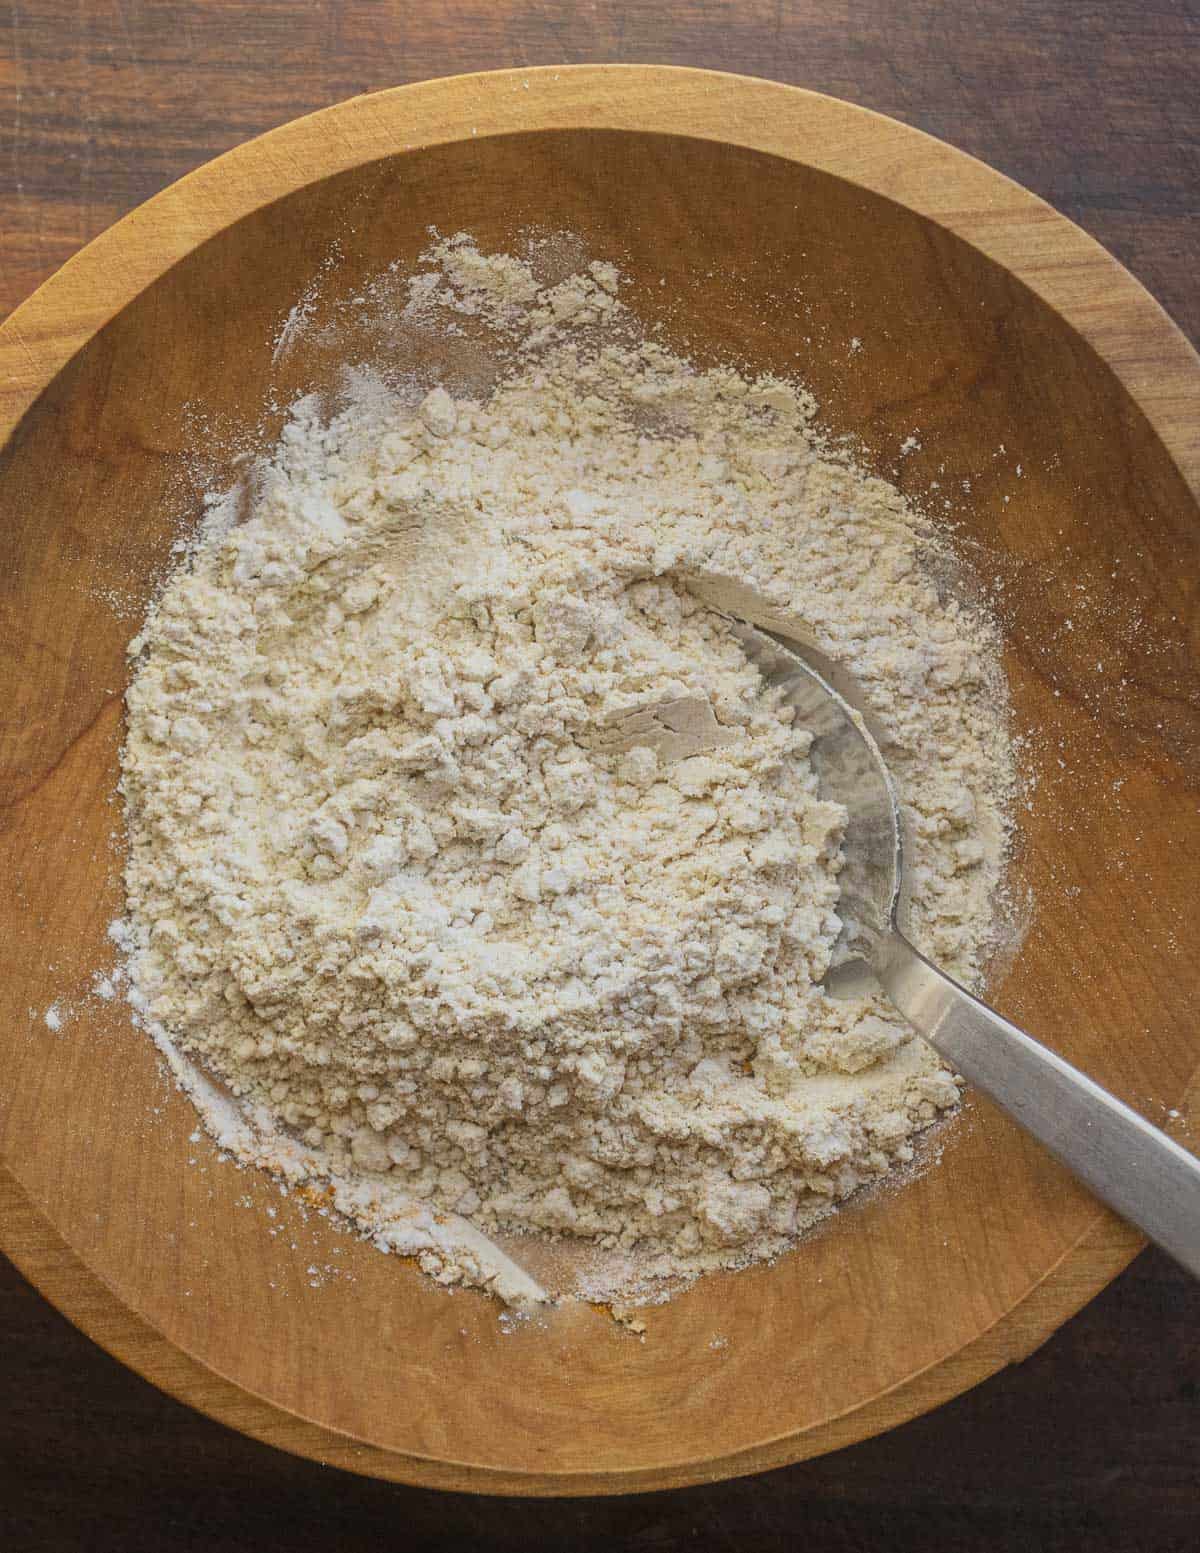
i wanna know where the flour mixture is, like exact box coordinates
[119,236,1014,1304]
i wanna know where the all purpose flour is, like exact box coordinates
[118,236,1014,1304]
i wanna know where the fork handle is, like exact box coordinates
[878,930,1200,1278]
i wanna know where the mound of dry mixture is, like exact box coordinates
[119,236,1013,1303]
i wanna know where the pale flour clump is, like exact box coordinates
[121,237,1014,1302]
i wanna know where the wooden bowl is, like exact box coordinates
[2,67,1199,1496]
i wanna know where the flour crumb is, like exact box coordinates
[611,1306,647,1338]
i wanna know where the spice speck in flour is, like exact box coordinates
[119,235,1014,1306]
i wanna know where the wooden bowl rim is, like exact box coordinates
[2,65,1198,1496]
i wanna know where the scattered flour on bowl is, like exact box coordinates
[118,235,1014,1305]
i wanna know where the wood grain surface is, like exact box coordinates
[2,4,1199,1550]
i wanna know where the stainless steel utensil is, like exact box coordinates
[692,579,1200,1277]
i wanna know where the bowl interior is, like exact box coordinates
[2,127,1199,1489]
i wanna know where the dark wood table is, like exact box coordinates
[2,4,1197,1548]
